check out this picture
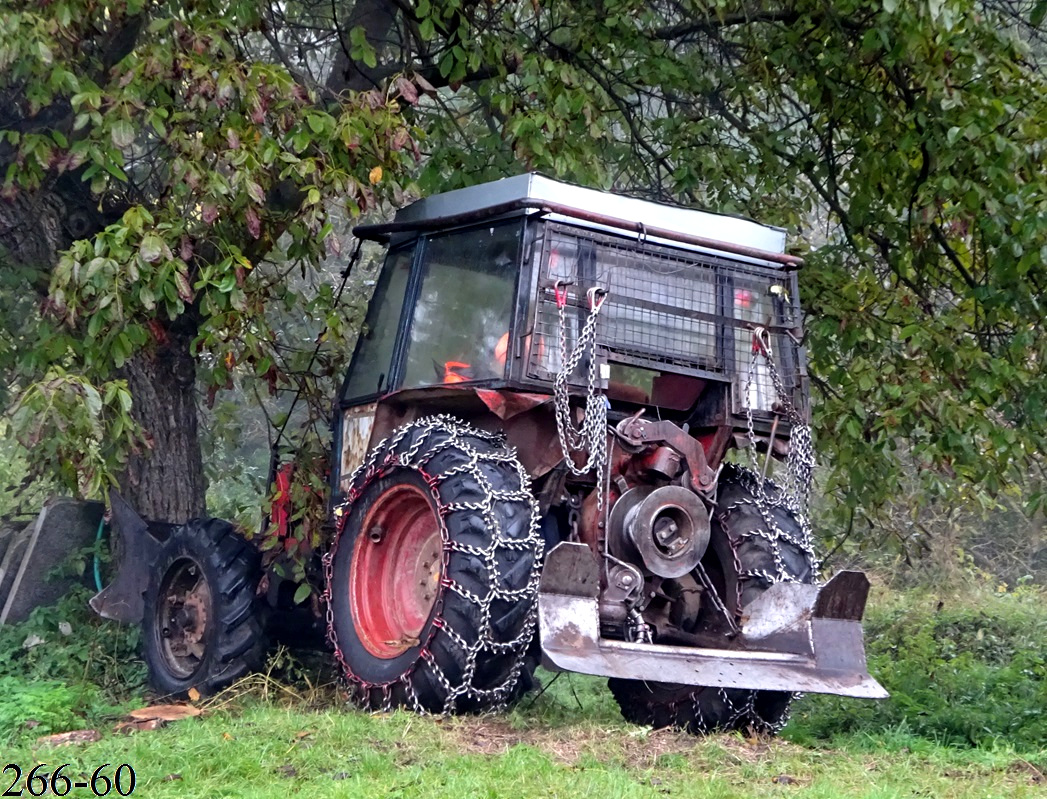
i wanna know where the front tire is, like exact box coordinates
[325,415,543,713]
[610,464,818,734]
[142,519,267,697]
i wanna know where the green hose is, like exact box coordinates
[93,516,106,592]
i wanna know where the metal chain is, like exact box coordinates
[684,326,823,736]
[744,326,815,516]
[322,415,543,715]
[553,284,610,508]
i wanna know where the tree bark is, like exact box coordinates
[118,319,208,522]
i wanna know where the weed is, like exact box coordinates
[0,586,145,713]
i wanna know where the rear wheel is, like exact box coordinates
[326,415,543,713]
[142,519,267,697]
[609,464,818,734]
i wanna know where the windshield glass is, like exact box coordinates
[401,223,521,388]
[342,246,412,400]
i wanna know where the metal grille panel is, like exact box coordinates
[527,223,804,411]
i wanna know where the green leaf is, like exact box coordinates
[1032,0,1047,27]
[139,235,163,263]
[293,583,311,604]
[110,119,135,149]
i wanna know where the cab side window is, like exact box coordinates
[401,225,520,388]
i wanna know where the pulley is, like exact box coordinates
[607,486,710,578]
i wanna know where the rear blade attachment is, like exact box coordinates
[538,542,887,699]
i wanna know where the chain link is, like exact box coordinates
[323,415,543,715]
[679,329,821,735]
[553,285,611,509]
[744,326,816,517]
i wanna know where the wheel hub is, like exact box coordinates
[348,482,443,659]
[156,558,212,678]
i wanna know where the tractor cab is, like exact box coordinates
[338,174,808,496]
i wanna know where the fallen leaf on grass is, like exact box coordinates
[276,765,298,778]
[115,719,166,734]
[128,704,202,722]
[37,729,101,746]
[188,687,201,701]
[162,774,182,782]
[772,774,798,785]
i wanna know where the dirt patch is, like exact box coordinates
[1007,759,1045,785]
[443,716,798,769]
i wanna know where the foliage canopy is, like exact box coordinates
[1,0,1046,563]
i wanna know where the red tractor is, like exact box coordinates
[94,175,884,733]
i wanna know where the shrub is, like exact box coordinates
[786,585,1047,750]
[0,585,145,698]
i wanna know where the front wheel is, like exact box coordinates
[142,519,267,697]
[325,415,543,714]
[610,464,818,734]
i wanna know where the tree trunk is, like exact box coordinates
[118,320,208,522]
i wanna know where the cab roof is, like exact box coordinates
[354,173,800,269]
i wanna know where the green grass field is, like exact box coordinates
[4,670,1045,799]
[3,585,1046,797]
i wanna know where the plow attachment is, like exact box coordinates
[538,543,887,699]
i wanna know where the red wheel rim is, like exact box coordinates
[348,482,443,658]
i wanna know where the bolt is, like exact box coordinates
[654,519,679,543]
[619,573,634,586]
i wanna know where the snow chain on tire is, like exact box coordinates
[323,415,543,714]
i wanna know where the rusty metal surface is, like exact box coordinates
[813,570,870,621]
[501,405,566,479]
[539,542,600,598]
[475,389,553,420]
[616,417,717,490]
[538,562,888,699]
[339,404,378,492]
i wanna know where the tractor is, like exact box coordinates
[93,174,885,733]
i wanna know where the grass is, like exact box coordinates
[2,580,1045,796]
[3,670,1045,799]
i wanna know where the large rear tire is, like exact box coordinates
[609,464,818,734]
[325,415,543,713]
[142,519,267,698]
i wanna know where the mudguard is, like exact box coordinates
[88,491,172,623]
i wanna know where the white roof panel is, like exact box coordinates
[393,173,787,255]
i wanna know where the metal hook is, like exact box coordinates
[554,279,568,309]
[751,325,772,357]
[587,286,607,311]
